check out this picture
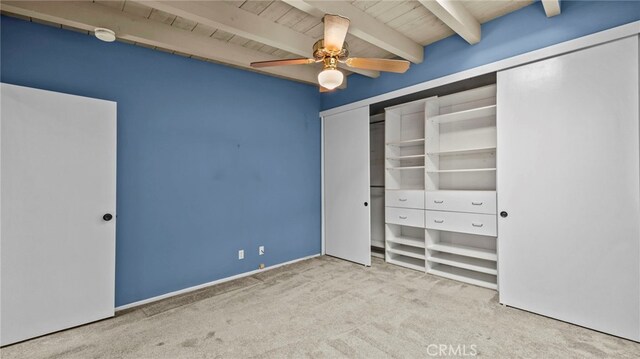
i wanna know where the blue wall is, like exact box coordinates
[1,16,322,306]
[322,0,640,110]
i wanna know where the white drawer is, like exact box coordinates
[385,207,425,228]
[425,210,497,236]
[426,191,496,214]
[385,190,425,209]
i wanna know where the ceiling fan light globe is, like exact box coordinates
[318,69,343,90]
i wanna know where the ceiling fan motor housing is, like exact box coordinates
[313,39,349,62]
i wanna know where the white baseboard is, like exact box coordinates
[115,254,321,312]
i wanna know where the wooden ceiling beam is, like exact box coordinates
[541,0,561,17]
[283,0,424,63]
[139,1,379,78]
[418,0,481,44]
[0,1,321,85]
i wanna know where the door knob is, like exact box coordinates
[500,211,508,218]
[364,202,368,207]
[103,213,113,221]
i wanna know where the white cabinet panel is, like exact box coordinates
[385,190,425,209]
[497,37,640,341]
[324,107,371,266]
[1,84,116,346]
[426,190,496,214]
[426,210,496,237]
[385,207,425,228]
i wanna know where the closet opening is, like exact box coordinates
[366,73,499,290]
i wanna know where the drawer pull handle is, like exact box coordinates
[472,223,484,227]
[472,202,483,205]
[434,219,444,223]
[434,200,444,204]
[398,198,408,202]
[399,216,408,219]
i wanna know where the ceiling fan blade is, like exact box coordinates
[345,58,410,73]
[250,58,315,68]
[323,14,350,53]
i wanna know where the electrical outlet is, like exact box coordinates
[238,249,244,260]
[259,263,265,269]
[259,246,265,255]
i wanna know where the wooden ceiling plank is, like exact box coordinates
[122,1,153,18]
[376,1,423,24]
[351,1,380,13]
[240,1,274,16]
[418,0,481,44]
[260,1,293,22]
[279,0,325,18]
[95,0,125,11]
[191,23,217,37]
[171,16,197,31]
[363,1,400,18]
[0,0,320,84]
[139,1,379,78]
[148,8,176,25]
[284,0,424,63]
[541,0,561,17]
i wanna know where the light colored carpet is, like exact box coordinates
[2,256,639,358]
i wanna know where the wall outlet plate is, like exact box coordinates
[259,263,265,269]
[259,246,265,255]
[238,249,244,260]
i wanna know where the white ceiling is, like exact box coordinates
[1,1,560,87]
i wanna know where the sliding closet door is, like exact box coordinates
[324,107,371,266]
[1,84,117,345]
[497,37,639,340]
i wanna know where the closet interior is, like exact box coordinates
[368,79,499,290]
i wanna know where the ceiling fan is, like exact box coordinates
[250,14,411,92]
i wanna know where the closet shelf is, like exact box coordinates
[427,253,497,275]
[427,146,496,156]
[386,138,425,147]
[387,246,426,260]
[431,105,496,124]
[427,168,496,173]
[387,235,425,248]
[371,238,385,249]
[427,243,497,261]
[386,154,426,160]
[387,256,425,272]
[387,166,425,170]
[428,265,497,290]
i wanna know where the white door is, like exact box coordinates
[497,37,640,341]
[324,107,371,266]
[1,84,117,346]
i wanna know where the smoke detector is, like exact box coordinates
[94,28,116,42]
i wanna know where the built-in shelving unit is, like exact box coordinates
[426,146,496,156]
[382,85,499,289]
[428,252,497,275]
[424,84,498,290]
[429,265,497,290]
[427,242,497,261]
[431,104,496,124]
[426,168,496,173]
[384,99,428,272]
[386,154,426,160]
[386,138,425,147]
[387,235,426,248]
